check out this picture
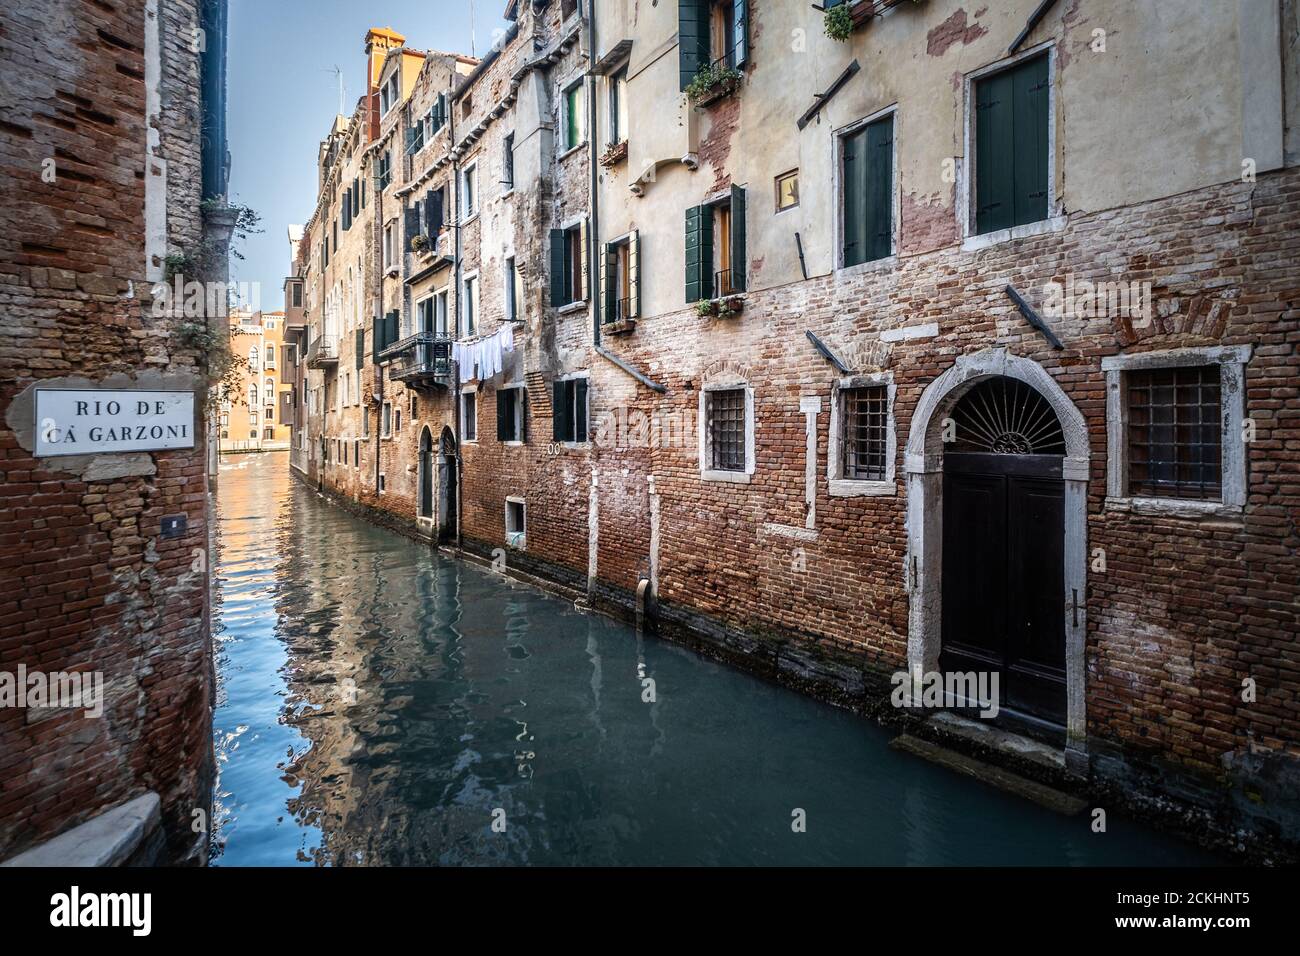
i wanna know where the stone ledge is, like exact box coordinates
[1,792,162,867]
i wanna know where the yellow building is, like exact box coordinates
[220,309,293,453]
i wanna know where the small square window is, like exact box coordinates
[775,169,799,211]
[841,386,888,481]
[506,497,526,549]
[707,388,746,472]
[1126,366,1222,500]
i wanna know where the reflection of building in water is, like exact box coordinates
[220,308,293,453]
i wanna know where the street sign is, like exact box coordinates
[34,389,196,457]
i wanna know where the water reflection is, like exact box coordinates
[212,452,1217,866]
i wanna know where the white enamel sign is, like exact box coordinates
[34,389,196,457]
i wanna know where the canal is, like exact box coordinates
[211,452,1216,866]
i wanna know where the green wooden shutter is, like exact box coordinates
[733,0,748,68]
[842,127,866,267]
[1012,54,1050,229]
[865,114,893,262]
[372,315,383,363]
[549,228,565,306]
[497,389,511,441]
[729,185,746,292]
[684,205,713,302]
[629,230,641,317]
[355,328,364,369]
[678,0,709,90]
[405,206,420,250]
[553,380,573,442]
[574,379,589,441]
[975,67,1014,235]
[601,241,616,322]
[386,311,398,350]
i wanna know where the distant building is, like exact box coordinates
[220,309,292,452]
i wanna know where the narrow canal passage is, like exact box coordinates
[211,453,1215,866]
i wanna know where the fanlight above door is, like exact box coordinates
[949,376,1066,455]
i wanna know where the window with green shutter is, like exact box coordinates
[684,204,714,302]
[678,0,710,90]
[975,52,1049,235]
[552,378,589,443]
[497,386,524,443]
[841,113,893,268]
[564,84,582,150]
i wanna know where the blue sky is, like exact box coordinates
[227,0,509,310]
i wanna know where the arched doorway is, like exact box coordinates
[940,375,1066,725]
[437,426,457,543]
[905,349,1090,757]
[418,426,434,520]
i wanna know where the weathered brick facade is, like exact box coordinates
[0,0,231,862]
[291,0,1300,856]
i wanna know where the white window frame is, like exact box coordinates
[698,380,755,484]
[381,400,393,439]
[505,496,527,550]
[461,161,478,220]
[1102,345,1251,517]
[833,103,900,275]
[499,384,526,445]
[560,78,586,155]
[462,271,479,336]
[554,372,591,448]
[827,371,897,497]
[503,255,519,323]
[461,386,478,443]
[960,41,1065,252]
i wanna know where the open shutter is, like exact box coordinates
[684,205,713,302]
[629,229,641,318]
[579,218,589,301]
[678,0,709,90]
[372,315,383,363]
[1012,54,1050,229]
[549,228,565,307]
[405,205,420,250]
[355,328,365,369]
[497,389,511,441]
[865,114,893,262]
[425,188,440,235]
[733,0,748,68]
[387,311,399,349]
[552,380,573,442]
[975,67,1015,235]
[601,242,616,322]
[729,185,746,293]
[574,379,589,442]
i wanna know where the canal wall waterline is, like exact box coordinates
[288,466,1296,864]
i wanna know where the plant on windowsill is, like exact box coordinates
[685,62,742,106]
[695,295,744,318]
[826,0,926,41]
[599,140,628,168]
[824,3,853,41]
[411,234,432,255]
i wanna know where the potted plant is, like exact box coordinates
[600,140,628,168]
[411,234,431,254]
[685,62,743,106]
[824,3,853,41]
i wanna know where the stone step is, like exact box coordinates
[890,734,1088,816]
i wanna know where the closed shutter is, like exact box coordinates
[549,228,565,307]
[352,179,360,216]
[355,327,364,369]
[552,380,573,442]
[865,114,893,262]
[426,188,441,235]
[372,315,383,363]
[729,185,746,292]
[1012,54,1050,228]
[842,126,866,267]
[678,0,709,90]
[733,0,748,68]
[579,218,589,301]
[497,389,511,441]
[975,67,1015,235]
[574,379,589,441]
[684,204,713,301]
[343,197,351,231]
[386,311,399,350]
[629,229,641,318]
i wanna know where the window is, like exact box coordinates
[552,377,589,443]
[264,427,274,440]
[841,112,894,267]
[505,497,526,549]
[841,386,888,480]
[417,295,435,334]
[462,274,479,335]
[435,289,449,336]
[549,221,587,307]
[382,400,392,438]
[502,133,515,190]
[461,391,478,442]
[380,72,400,116]
[1102,346,1250,514]
[354,439,360,468]
[685,186,746,301]
[775,169,798,212]
[378,150,392,191]
[600,232,639,324]
[410,394,417,418]
[249,346,259,370]
[378,473,386,493]
[395,408,402,432]
[563,82,584,151]
[291,282,303,307]
[678,0,748,89]
[363,409,370,438]
[461,162,477,219]
[973,52,1049,236]
[497,386,526,443]
[706,388,746,472]
[608,67,628,144]
[383,222,396,269]
[505,257,520,322]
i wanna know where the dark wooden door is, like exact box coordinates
[940,452,1066,724]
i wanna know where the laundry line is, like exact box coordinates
[451,324,516,385]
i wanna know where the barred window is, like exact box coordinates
[1127,365,1221,500]
[841,385,888,481]
[707,388,746,472]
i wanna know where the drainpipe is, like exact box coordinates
[586,0,600,348]
[450,81,464,550]
[374,133,383,495]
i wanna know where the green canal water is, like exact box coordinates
[211,452,1217,866]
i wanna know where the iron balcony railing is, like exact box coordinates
[714,269,738,298]
[305,335,338,367]
[386,332,454,386]
[605,296,633,324]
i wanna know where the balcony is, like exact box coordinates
[385,332,454,387]
[305,335,338,368]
